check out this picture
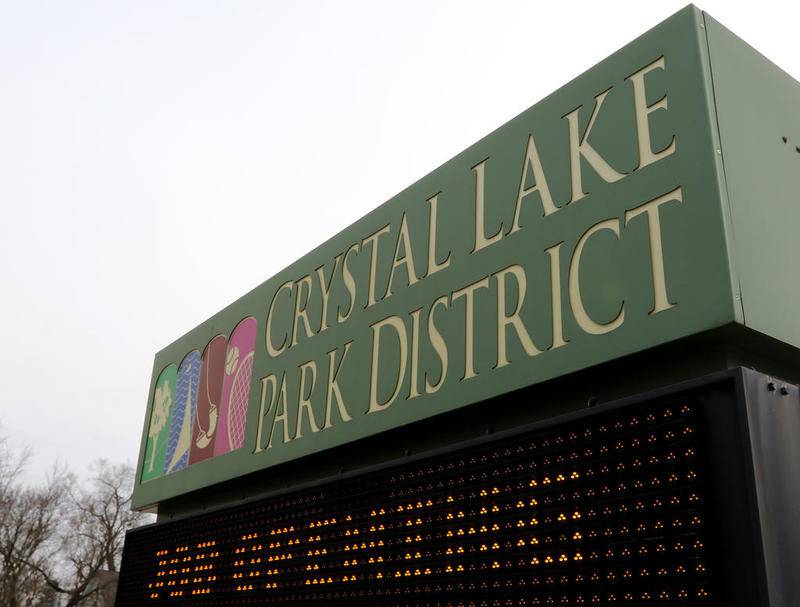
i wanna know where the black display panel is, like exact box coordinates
[117,398,715,606]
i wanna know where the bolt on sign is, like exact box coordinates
[133,5,800,511]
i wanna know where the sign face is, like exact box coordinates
[133,5,741,509]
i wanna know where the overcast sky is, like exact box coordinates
[2,1,798,482]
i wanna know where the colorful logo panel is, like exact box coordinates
[215,317,257,456]
[164,351,201,475]
[141,317,257,483]
[141,364,177,482]
[189,334,227,465]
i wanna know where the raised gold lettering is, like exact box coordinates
[295,360,320,439]
[361,224,392,308]
[569,218,625,334]
[626,57,676,169]
[624,186,682,314]
[315,254,342,333]
[324,342,353,429]
[425,295,449,394]
[545,242,569,350]
[408,308,422,399]
[564,89,626,204]
[493,265,542,368]
[368,315,408,413]
[471,159,504,253]
[426,193,451,277]
[266,280,293,357]
[253,374,277,453]
[291,275,315,347]
[452,276,490,380]
[385,213,419,299]
[267,372,291,449]
[338,243,360,323]
[510,134,559,234]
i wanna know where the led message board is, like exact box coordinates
[120,396,715,605]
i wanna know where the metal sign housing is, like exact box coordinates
[132,6,800,510]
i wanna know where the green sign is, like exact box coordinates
[134,6,800,509]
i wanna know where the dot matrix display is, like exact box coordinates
[118,399,715,606]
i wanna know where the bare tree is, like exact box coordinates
[0,429,149,607]
[0,435,69,607]
[33,460,149,607]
